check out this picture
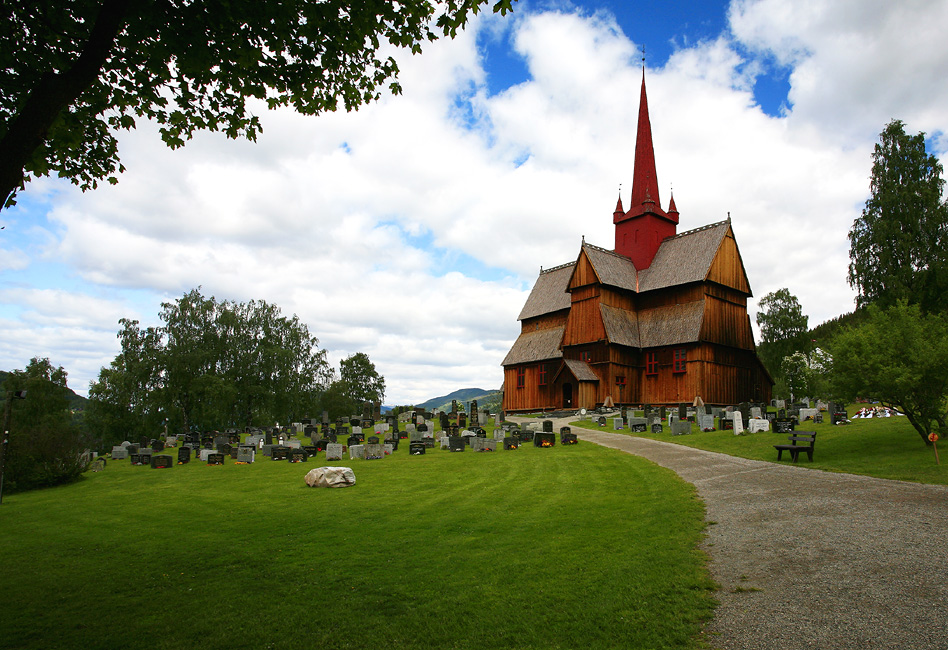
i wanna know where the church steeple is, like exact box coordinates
[613,69,679,269]
[630,70,661,213]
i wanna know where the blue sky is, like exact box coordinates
[2,0,948,405]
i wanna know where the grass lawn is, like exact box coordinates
[0,435,716,650]
[572,409,948,485]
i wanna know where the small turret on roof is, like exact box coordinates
[667,191,679,218]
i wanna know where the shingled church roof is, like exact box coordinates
[580,244,638,291]
[501,326,565,365]
[638,221,731,292]
[517,263,574,321]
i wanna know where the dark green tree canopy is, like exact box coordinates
[2,357,73,431]
[755,288,808,382]
[87,288,331,441]
[847,119,948,312]
[0,0,514,207]
[340,352,386,406]
[830,301,948,446]
[2,357,88,492]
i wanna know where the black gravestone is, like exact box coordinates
[774,418,794,433]
[534,432,555,447]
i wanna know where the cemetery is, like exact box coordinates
[0,405,716,650]
[3,390,945,650]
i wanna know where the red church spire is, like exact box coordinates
[630,70,661,212]
[613,69,679,269]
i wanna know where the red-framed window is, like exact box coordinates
[646,351,658,375]
[615,375,626,387]
[673,347,687,373]
[579,351,591,363]
[538,363,548,386]
[516,366,525,388]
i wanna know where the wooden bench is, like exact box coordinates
[774,431,816,462]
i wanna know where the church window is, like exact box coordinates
[646,351,658,375]
[673,348,687,373]
[615,375,626,387]
[517,366,525,388]
[580,351,591,363]
[538,364,548,386]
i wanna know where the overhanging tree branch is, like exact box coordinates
[0,0,131,206]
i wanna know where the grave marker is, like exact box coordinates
[325,443,343,461]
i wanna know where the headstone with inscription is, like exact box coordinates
[325,443,343,461]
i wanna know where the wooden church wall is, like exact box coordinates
[700,296,756,349]
[599,288,634,310]
[707,230,751,294]
[568,250,600,289]
[562,296,607,346]
[578,381,599,410]
[637,284,704,309]
[521,311,569,333]
[502,364,558,412]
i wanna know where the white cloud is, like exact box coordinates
[3,1,947,403]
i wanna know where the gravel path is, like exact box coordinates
[514,417,948,650]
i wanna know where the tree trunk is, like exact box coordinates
[0,0,130,206]
[902,408,933,446]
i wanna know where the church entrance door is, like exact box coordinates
[562,383,573,408]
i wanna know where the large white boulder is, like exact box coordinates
[304,466,356,488]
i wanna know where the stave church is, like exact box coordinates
[501,72,772,412]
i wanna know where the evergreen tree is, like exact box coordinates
[848,120,948,312]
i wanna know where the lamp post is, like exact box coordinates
[0,389,27,505]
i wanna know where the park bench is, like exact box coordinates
[774,431,817,462]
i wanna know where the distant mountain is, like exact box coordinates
[415,387,502,413]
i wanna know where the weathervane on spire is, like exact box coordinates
[641,45,646,69]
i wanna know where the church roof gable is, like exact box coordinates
[518,263,574,320]
[580,244,638,291]
[637,221,730,292]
